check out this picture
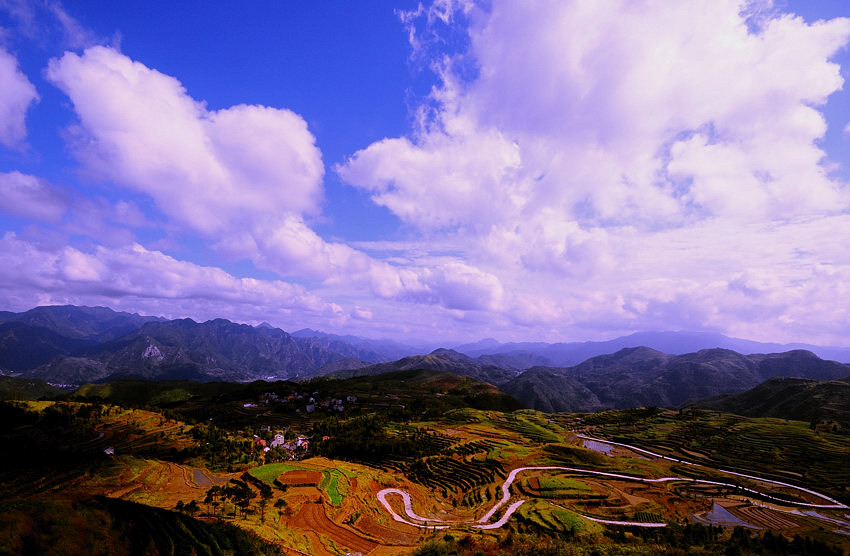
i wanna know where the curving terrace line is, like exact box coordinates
[376,437,847,530]
[576,434,849,509]
[377,489,449,529]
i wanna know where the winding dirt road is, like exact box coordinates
[376,436,847,530]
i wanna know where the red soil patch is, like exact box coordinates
[355,514,419,545]
[290,502,377,555]
[369,479,387,495]
[280,470,322,486]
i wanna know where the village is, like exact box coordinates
[243,390,359,463]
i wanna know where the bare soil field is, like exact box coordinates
[290,502,378,555]
[355,513,419,545]
[280,470,322,486]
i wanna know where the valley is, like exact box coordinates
[2,305,850,554]
[2,378,849,555]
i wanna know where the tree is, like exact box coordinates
[274,497,287,519]
[258,486,273,523]
[185,499,199,517]
[204,486,221,516]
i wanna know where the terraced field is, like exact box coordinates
[291,503,377,555]
[583,409,850,502]
[3,398,849,555]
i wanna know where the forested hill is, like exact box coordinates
[499,347,850,412]
[696,376,850,429]
[302,345,850,413]
[19,318,394,384]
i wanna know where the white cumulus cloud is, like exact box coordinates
[0,47,38,147]
[46,46,324,236]
[337,0,850,343]
[43,46,507,316]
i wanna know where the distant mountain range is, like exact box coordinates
[327,346,850,413]
[453,331,850,366]
[2,305,849,415]
[1,306,395,382]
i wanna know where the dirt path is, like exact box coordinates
[355,514,419,545]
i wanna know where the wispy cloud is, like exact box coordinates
[0,48,38,147]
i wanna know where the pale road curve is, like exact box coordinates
[576,434,849,508]
[376,489,449,529]
[472,500,526,529]
[376,436,847,530]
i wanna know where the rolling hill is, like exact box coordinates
[696,375,850,428]
[317,345,850,413]
[4,305,850,416]
[454,330,850,365]
[501,347,850,412]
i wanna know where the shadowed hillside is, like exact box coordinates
[697,376,850,430]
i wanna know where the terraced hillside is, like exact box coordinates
[1,375,849,555]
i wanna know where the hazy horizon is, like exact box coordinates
[9,303,850,355]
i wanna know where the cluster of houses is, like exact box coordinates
[302,394,357,414]
[253,429,311,461]
[242,392,357,460]
[243,391,358,414]
[242,391,359,462]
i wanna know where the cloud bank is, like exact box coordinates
[337,0,850,343]
[1,1,850,345]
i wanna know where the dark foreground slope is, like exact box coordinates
[0,495,282,556]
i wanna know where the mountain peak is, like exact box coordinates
[429,348,473,362]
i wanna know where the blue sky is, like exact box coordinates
[1,0,850,346]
